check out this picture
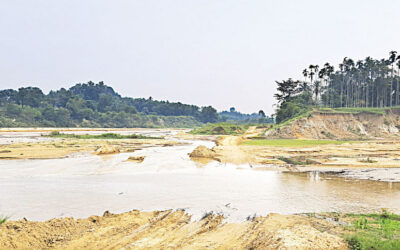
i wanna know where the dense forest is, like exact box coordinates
[0,82,220,127]
[0,82,270,128]
[274,50,400,123]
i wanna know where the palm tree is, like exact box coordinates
[277,50,400,110]
[397,55,400,106]
[308,65,315,84]
[298,81,310,92]
[313,80,321,104]
[302,69,309,82]
[389,51,397,106]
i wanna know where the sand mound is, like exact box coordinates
[94,145,120,155]
[189,145,216,158]
[127,156,145,163]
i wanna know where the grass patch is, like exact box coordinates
[190,123,247,135]
[358,157,378,164]
[0,215,9,225]
[46,131,162,139]
[318,107,387,115]
[344,210,400,250]
[278,156,319,165]
[242,139,358,147]
[271,110,313,130]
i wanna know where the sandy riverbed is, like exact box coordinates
[1,128,399,249]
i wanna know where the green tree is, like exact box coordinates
[274,78,301,104]
[199,106,219,123]
[16,87,44,107]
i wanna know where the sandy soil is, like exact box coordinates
[0,210,347,249]
[0,127,397,249]
[201,134,400,169]
[265,110,400,140]
[0,138,180,160]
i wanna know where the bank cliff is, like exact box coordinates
[0,210,346,249]
[265,109,400,140]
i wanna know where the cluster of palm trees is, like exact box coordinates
[298,51,400,108]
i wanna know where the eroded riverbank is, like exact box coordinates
[0,210,350,249]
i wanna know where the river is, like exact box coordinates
[0,129,399,221]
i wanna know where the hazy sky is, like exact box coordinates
[1,0,400,114]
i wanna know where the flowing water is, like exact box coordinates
[0,129,399,221]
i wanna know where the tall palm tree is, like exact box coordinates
[308,65,315,84]
[397,55,400,106]
[277,50,400,110]
[389,51,397,106]
[302,69,309,82]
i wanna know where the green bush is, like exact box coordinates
[46,132,162,140]
[344,212,400,249]
[190,122,246,135]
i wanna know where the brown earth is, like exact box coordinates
[213,139,400,168]
[94,145,120,155]
[265,110,400,140]
[212,135,255,164]
[127,156,145,163]
[0,138,179,160]
[0,210,347,249]
[189,128,400,169]
[238,141,400,170]
[189,145,217,158]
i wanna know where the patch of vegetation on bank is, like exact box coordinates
[189,123,247,135]
[270,109,313,130]
[318,107,387,115]
[46,131,162,139]
[345,210,400,250]
[278,156,319,165]
[242,139,357,147]
[358,157,378,164]
[0,216,8,225]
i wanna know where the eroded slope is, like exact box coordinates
[266,109,400,139]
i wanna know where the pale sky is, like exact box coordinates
[1,0,400,115]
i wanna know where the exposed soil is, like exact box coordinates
[189,145,216,158]
[94,145,120,155]
[210,139,400,171]
[265,110,400,140]
[1,127,398,248]
[0,138,179,160]
[126,156,145,163]
[0,210,347,249]
[189,128,400,171]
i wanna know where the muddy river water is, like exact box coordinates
[0,129,399,221]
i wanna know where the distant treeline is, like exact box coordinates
[219,107,272,124]
[0,81,269,128]
[274,50,400,123]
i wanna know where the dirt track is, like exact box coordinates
[0,210,347,249]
